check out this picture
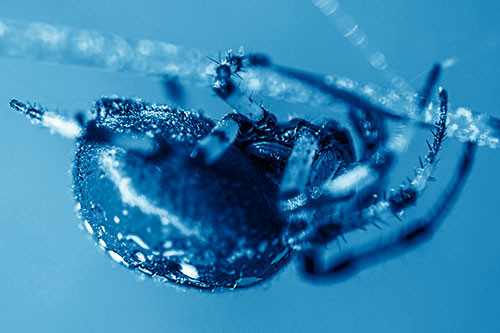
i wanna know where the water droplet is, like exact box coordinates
[108,250,126,266]
[271,249,289,265]
[98,239,107,248]
[163,250,185,257]
[135,251,146,262]
[137,266,153,276]
[125,234,150,250]
[369,52,387,70]
[236,276,262,287]
[180,263,199,279]
[83,220,94,235]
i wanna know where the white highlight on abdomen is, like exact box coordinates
[100,148,200,238]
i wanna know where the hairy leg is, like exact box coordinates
[300,141,476,280]
[10,99,157,154]
[299,90,476,280]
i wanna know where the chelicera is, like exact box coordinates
[8,50,476,291]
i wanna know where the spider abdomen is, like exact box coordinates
[73,98,292,290]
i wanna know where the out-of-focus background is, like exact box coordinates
[0,1,499,332]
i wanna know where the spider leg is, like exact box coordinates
[300,90,476,280]
[279,129,321,247]
[76,114,157,155]
[162,75,185,105]
[319,87,449,234]
[301,140,476,280]
[190,115,240,164]
[193,61,269,165]
[280,121,359,247]
[417,64,441,110]
[248,55,442,200]
[10,99,82,139]
[212,63,265,122]
[279,79,433,247]
[279,67,442,250]
[278,64,444,202]
[281,130,319,201]
[247,54,423,124]
[308,120,356,188]
[9,98,157,154]
[348,107,387,158]
[318,64,441,199]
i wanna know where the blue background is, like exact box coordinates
[0,1,499,332]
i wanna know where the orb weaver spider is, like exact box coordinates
[7,44,476,290]
[1,2,496,290]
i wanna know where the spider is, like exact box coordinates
[8,48,476,290]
